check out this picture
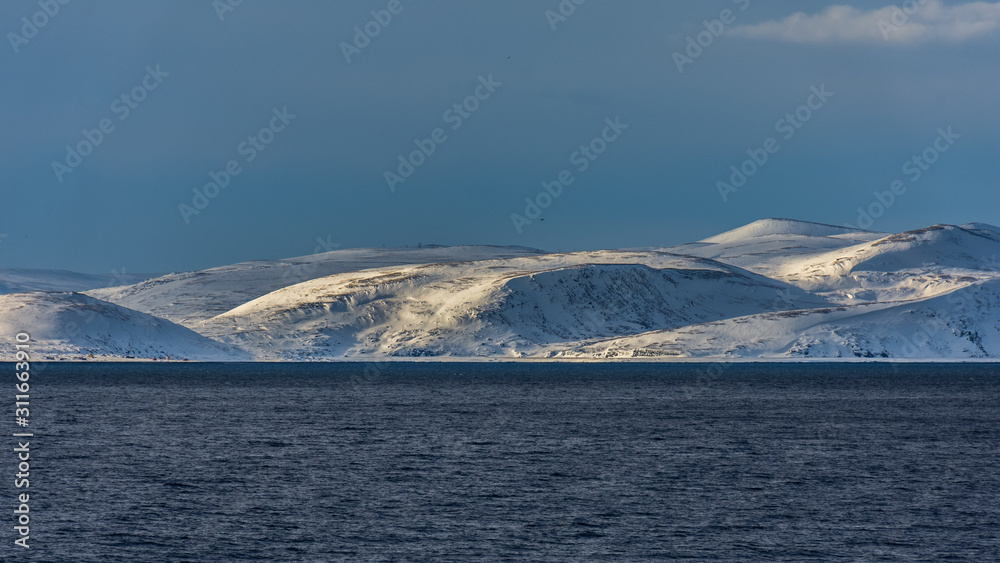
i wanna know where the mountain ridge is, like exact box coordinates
[2,220,998,361]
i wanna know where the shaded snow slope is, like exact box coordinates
[559,279,1000,360]
[0,292,248,361]
[0,269,161,295]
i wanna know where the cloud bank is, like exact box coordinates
[729,0,1000,44]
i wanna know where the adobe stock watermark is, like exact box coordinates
[845,126,959,230]
[12,332,33,549]
[544,0,587,31]
[108,267,141,288]
[677,287,799,400]
[878,0,930,40]
[717,84,834,202]
[51,64,169,183]
[279,236,341,284]
[351,359,389,387]
[511,116,628,233]
[384,74,502,192]
[340,0,413,63]
[213,0,244,22]
[178,107,296,224]
[7,0,71,54]
[673,0,751,74]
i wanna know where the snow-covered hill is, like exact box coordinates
[86,245,544,325]
[558,278,1000,360]
[700,217,872,243]
[4,220,999,361]
[673,221,1000,306]
[198,252,818,360]
[767,224,1000,305]
[0,268,161,295]
[669,218,886,279]
[778,224,1000,281]
[0,292,249,361]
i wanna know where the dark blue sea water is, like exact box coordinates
[3,362,999,561]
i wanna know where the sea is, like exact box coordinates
[4,362,999,561]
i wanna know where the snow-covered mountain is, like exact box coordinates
[197,252,818,360]
[557,278,1000,360]
[86,245,544,325]
[669,218,887,279]
[0,268,161,295]
[672,220,1000,304]
[3,221,999,361]
[0,292,248,361]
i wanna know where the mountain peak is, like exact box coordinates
[701,218,875,244]
[961,222,1000,235]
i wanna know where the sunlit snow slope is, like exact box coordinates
[198,251,816,359]
[87,246,544,325]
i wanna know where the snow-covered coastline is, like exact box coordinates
[4,220,1000,362]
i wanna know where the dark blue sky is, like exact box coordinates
[2,0,998,273]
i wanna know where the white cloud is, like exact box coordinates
[728,0,1000,44]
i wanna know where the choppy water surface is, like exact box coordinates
[8,362,1000,561]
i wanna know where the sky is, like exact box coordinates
[1,0,998,274]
